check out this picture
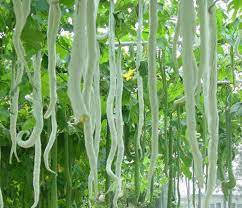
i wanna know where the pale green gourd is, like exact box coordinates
[146,0,159,201]
[180,0,204,188]
[10,0,32,164]
[136,0,144,159]
[202,1,219,207]
[113,48,124,207]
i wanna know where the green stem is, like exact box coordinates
[167,116,173,208]
[134,126,140,204]
[105,121,111,206]
[64,132,72,208]
[176,107,181,208]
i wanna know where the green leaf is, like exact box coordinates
[22,117,35,130]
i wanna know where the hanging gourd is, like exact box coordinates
[84,0,100,201]
[113,47,124,207]
[67,0,88,122]
[180,0,204,188]
[202,1,219,207]
[136,0,144,160]
[16,52,43,208]
[43,0,61,174]
[146,0,159,201]
[106,0,119,200]
[10,0,32,164]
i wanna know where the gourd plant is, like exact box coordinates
[2,0,241,207]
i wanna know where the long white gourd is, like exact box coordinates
[197,0,210,95]
[172,3,180,75]
[17,53,43,208]
[17,53,44,149]
[43,110,57,174]
[113,48,124,207]
[106,0,119,199]
[146,0,159,200]
[180,0,204,188]
[203,1,219,207]
[31,137,41,208]
[94,44,101,156]
[67,0,88,122]
[136,0,144,158]
[10,0,31,163]
[44,0,61,119]
[84,0,100,200]
[43,0,61,174]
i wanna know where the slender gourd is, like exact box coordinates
[106,0,119,197]
[94,44,101,156]
[136,0,144,159]
[84,0,99,200]
[134,0,144,201]
[203,1,219,207]
[44,0,61,118]
[10,0,32,163]
[32,137,41,208]
[146,0,159,200]
[10,64,20,163]
[197,0,210,95]
[17,53,43,208]
[43,0,61,174]
[113,48,124,207]
[93,2,101,159]
[180,0,204,188]
[43,111,57,174]
[17,53,44,149]
[172,3,180,75]
[67,0,88,122]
